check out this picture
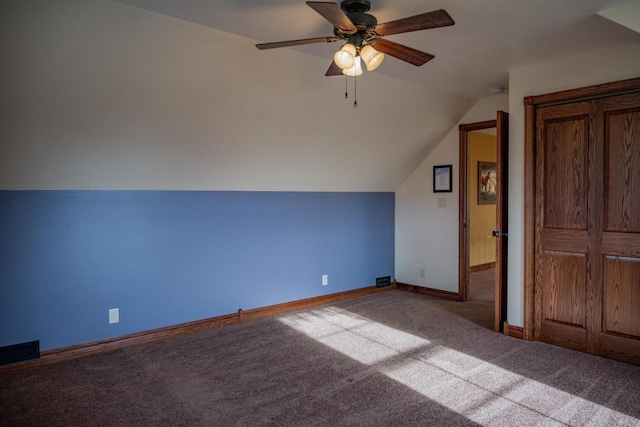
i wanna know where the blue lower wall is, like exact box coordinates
[0,191,394,351]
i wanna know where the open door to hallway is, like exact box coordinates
[458,111,509,332]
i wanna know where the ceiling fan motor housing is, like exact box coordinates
[340,0,371,13]
[335,0,377,41]
[346,12,377,29]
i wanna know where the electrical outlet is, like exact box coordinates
[420,268,426,279]
[109,308,119,324]
[322,275,328,286]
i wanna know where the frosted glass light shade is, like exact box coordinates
[342,56,363,76]
[333,43,357,70]
[360,45,384,71]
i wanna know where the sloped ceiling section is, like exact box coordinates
[598,2,640,35]
[0,0,475,191]
[113,0,640,99]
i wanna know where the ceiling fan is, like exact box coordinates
[255,0,455,77]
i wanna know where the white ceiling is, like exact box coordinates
[113,0,640,99]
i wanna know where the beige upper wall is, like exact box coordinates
[0,0,474,191]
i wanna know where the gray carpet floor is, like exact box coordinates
[1,290,639,426]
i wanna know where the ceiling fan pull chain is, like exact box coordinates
[345,73,348,99]
[353,73,358,108]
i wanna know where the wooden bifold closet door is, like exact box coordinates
[534,91,640,365]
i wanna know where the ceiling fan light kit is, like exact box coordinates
[333,43,383,74]
[256,0,455,105]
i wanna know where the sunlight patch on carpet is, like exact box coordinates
[278,306,640,426]
[279,306,431,365]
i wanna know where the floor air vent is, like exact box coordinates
[376,276,391,288]
[0,340,40,365]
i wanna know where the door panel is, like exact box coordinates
[540,250,587,351]
[543,116,589,230]
[603,256,640,339]
[543,251,587,327]
[604,107,640,233]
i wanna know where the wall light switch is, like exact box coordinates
[437,197,447,208]
[109,308,119,324]
[322,275,328,286]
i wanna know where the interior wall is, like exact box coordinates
[469,132,496,267]
[506,43,640,327]
[395,94,508,291]
[0,191,394,350]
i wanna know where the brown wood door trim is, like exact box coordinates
[458,127,471,303]
[525,76,640,107]
[523,76,640,343]
[524,102,536,341]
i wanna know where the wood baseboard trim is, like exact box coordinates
[470,262,496,273]
[238,283,395,322]
[503,321,524,340]
[0,284,394,373]
[395,282,461,301]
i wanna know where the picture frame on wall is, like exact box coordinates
[478,161,497,204]
[433,165,452,193]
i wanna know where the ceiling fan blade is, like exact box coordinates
[325,60,343,76]
[306,1,357,33]
[256,36,339,50]
[370,39,434,66]
[372,9,454,37]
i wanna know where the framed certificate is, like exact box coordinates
[433,165,452,193]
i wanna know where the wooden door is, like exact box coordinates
[494,111,509,332]
[535,100,592,352]
[534,92,640,364]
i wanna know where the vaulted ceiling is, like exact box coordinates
[113,0,640,98]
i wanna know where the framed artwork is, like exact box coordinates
[433,165,452,193]
[478,161,497,204]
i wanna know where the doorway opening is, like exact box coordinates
[458,112,508,333]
